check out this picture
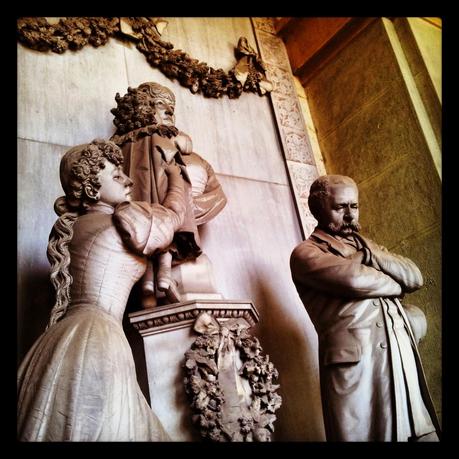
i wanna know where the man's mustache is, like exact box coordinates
[328,221,361,234]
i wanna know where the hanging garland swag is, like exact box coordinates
[17,17,273,99]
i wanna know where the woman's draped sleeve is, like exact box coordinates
[113,202,177,255]
[113,169,187,256]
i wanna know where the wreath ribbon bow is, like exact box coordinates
[193,312,252,405]
[185,311,281,441]
[193,311,249,335]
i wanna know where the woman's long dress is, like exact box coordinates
[18,200,180,441]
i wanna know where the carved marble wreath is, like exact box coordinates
[184,312,282,442]
[16,17,272,99]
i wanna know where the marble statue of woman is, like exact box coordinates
[17,139,187,441]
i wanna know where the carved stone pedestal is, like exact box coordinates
[128,299,259,441]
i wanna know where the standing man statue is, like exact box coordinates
[290,175,441,442]
[110,82,227,308]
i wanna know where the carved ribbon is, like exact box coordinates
[193,313,253,409]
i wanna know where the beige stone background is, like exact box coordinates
[17,16,441,440]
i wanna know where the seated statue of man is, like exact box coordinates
[110,82,227,307]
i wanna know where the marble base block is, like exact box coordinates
[129,299,259,441]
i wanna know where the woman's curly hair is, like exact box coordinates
[46,139,124,328]
[61,139,124,210]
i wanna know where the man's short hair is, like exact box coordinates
[308,175,357,220]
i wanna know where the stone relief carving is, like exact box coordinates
[287,161,319,192]
[184,312,282,442]
[265,63,297,98]
[251,18,276,35]
[252,19,321,238]
[274,94,304,130]
[256,30,290,70]
[17,17,119,52]
[284,130,315,164]
[17,17,272,99]
[286,161,319,238]
[232,37,273,96]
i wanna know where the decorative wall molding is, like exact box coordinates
[252,18,319,239]
[251,18,277,35]
[286,161,320,237]
[265,63,297,98]
[129,299,259,336]
[256,29,291,70]
[283,130,316,164]
[273,93,304,130]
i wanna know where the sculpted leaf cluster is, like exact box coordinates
[17,17,272,100]
[184,322,281,441]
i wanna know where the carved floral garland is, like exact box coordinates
[17,17,272,99]
[184,315,282,441]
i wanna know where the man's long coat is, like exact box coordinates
[290,228,440,441]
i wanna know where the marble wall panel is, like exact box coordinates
[18,40,129,146]
[162,17,256,71]
[17,139,69,362]
[197,174,325,440]
[121,17,288,185]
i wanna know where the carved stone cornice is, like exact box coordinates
[128,299,259,336]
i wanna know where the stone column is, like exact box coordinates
[129,299,259,441]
